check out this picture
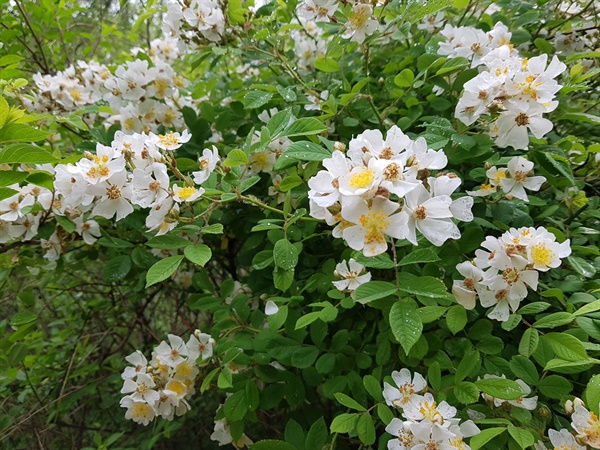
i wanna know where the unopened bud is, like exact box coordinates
[327,203,341,216]
[375,187,390,199]
[378,77,385,85]
[484,162,492,170]
[417,168,430,181]
[83,151,94,160]
[482,393,494,404]
[539,405,551,420]
[564,400,574,415]
[334,141,346,153]
[505,193,514,201]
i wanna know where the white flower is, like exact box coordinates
[338,158,382,198]
[265,300,279,315]
[306,90,329,111]
[500,156,546,201]
[211,418,253,447]
[146,197,179,236]
[149,130,192,151]
[131,163,171,208]
[341,197,408,257]
[385,418,416,450]
[342,4,379,44]
[547,429,586,450]
[78,144,126,184]
[298,0,338,22]
[571,401,600,448]
[403,184,460,247]
[0,192,34,222]
[89,171,134,221]
[186,331,215,362]
[121,373,160,404]
[403,393,457,426]
[527,235,571,272]
[332,258,371,299]
[154,334,189,367]
[122,350,148,380]
[192,146,220,185]
[172,184,204,203]
[120,396,156,425]
[383,368,427,410]
[409,419,457,449]
[452,261,486,310]
[494,103,554,149]
[74,217,101,245]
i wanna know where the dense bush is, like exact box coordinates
[1,0,600,449]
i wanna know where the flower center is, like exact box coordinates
[414,205,427,220]
[515,113,530,126]
[530,243,553,266]
[178,186,196,200]
[349,168,375,189]
[383,163,401,181]
[159,132,180,148]
[131,402,151,418]
[358,209,390,245]
[106,185,122,200]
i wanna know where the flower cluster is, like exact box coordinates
[120,331,215,425]
[453,226,571,321]
[11,130,220,260]
[308,126,473,256]
[439,22,567,149]
[29,46,190,133]
[162,0,225,48]
[383,368,480,450]
[468,156,546,201]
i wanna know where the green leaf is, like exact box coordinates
[290,347,319,368]
[295,312,321,330]
[280,118,327,138]
[202,223,224,234]
[0,170,28,187]
[455,349,480,382]
[305,418,328,450]
[184,244,212,266]
[10,311,37,327]
[475,378,524,400]
[0,123,49,143]
[104,255,132,282]
[224,390,248,422]
[428,361,442,390]
[394,69,414,88]
[251,441,297,450]
[446,305,468,334]
[400,276,448,298]
[273,239,299,270]
[538,375,572,399]
[334,393,366,411]
[356,414,376,446]
[0,96,8,128]
[227,0,245,24]
[354,281,398,304]
[454,381,480,404]
[267,109,294,136]
[330,413,359,433]
[239,176,261,193]
[469,427,506,450]
[26,171,54,190]
[413,0,454,21]
[54,215,76,233]
[355,253,395,269]
[363,375,384,402]
[584,374,600,415]
[574,299,600,317]
[0,143,58,164]
[244,91,273,109]
[533,312,574,329]
[518,328,539,357]
[280,141,331,162]
[277,86,296,102]
[274,267,294,292]
[418,306,448,324]
[145,255,184,288]
[509,356,539,385]
[218,367,233,389]
[314,56,341,72]
[389,301,423,355]
[568,256,596,278]
[544,333,588,361]
[278,175,303,192]
[224,149,249,167]
[147,235,190,249]
[397,248,440,266]
[507,425,535,449]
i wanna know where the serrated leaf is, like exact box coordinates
[356,414,375,446]
[397,248,440,266]
[147,235,190,249]
[104,255,132,281]
[224,149,249,167]
[314,56,340,72]
[184,244,212,266]
[145,255,184,287]
[475,378,524,400]
[0,123,49,143]
[400,276,448,298]
[334,393,366,411]
[0,143,58,164]
[533,312,574,329]
[538,375,572,399]
[0,170,28,187]
[273,239,299,270]
[508,425,535,449]
[223,390,248,422]
[454,382,480,404]
[584,374,600,415]
[469,427,506,450]
[544,333,587,361]
[446,305,467,334]
[389,301,423,355]
[330,413,359,433]
[280,141,331,162]
[518,328,539,357]
[280,118,327,138]
[244,91,273,109]
[354,281,398,304]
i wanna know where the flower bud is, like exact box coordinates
[334,141,346,153]
[484,162,492,170]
